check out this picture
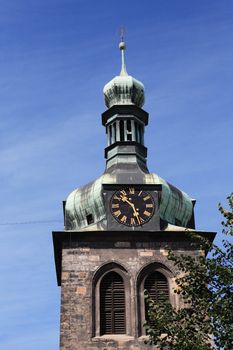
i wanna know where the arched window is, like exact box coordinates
[144,271,169,322]
[100,271,126,335]
[145,271,169,302]
[136,263,175,336]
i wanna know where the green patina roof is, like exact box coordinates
[65,177,105,230]
[65,173,193,231]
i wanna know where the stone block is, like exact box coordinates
[139,251,153,257]
[160,248,168,256]
[76,286,87,295]
[89,255,100,261]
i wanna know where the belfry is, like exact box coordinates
[52,40,214,349]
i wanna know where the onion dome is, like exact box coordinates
[103,41,145,108]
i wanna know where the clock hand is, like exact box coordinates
[120,195,141,225]
[120,195,134,207]
[133,208,141,225]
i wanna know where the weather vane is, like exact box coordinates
[119,26,126,43]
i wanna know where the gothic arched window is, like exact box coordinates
[144,271,169,322]
[100,271,126,335]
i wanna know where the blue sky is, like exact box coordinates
[0,1,232,349]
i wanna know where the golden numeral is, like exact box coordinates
[146,203,153,208]
[131,218,136,225]
[120,190,127,196]
[129,187,135,194]
[112,203,119,209]
[143,195,150,201]
[113,210,121,217]
[144,210,151,217]
[138,190,143,196]
[114,195,121,201]
[139,217,145,224]
[120,215,127,223]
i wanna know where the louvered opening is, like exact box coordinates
[144,271,169,323]
[120,120,124,141]
[100,271,126,335]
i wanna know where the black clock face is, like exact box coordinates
[110,187,155,227]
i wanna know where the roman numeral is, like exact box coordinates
[114,195,121,201]
[113,210,121,217]
[138,190,142,196]
[112,203,119,209]
[129,187,135,194]
[131,218,136,226]
[120,190,127,196]
[144,210,152,217]
[120,215,127,223]
[139,216,145,224]
[146,203,153,208]
[143,195,150,201]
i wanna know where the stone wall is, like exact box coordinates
[58,231,201,350]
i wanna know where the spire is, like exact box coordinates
[119,40,128,76]
[119,27,128,76]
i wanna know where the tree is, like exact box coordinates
[144,193,233,350]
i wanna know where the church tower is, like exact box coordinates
[53,40,215,350]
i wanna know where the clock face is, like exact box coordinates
[110,187,155,227]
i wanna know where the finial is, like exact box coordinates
[119,26,128,76]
